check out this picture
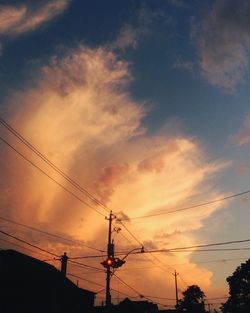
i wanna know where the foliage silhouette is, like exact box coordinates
[177,285,206,313]
[221,258,250,313]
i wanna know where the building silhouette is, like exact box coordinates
[0,249,95,313]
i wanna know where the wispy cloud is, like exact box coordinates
[112,6,166,50]
[193,0,250,91]
[230,115,250,146]
[169,0,189,9]
[0,44,230,297]
[0,0,70,36]
[173,55,194,71]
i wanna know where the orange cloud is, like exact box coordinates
[0,44,230,301]
[0,0,70,36]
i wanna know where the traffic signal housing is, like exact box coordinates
[101,257,126,269]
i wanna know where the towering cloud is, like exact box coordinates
[0,44,228,298]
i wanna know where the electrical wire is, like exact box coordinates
[113,273,144,298]
[0,117,110,214]
[119,221,174,273]
[70,238,250,260]
[0,235,105,291]
[68,259,104,272]
[206,296,229,300]
[163,238,250,251]
[170,248,250,252]
[0,135,106,217]
[119,190,250,220]
[113,274,175,308]
[126,238,250,255]
[0,237,49,258]
[0,230,107,272]
[0,229,59,257]
[112,256,249,271]
[178,274,189,287]
[0,213,104,252]
[67,273,105,288]
[119,221,143,247]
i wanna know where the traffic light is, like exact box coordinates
[101,257,126,269]
[113,258,126,268]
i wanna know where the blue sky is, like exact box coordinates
[0,0,250,309]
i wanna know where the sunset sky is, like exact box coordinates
[0,0,250,310]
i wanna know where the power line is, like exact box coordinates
[119,222,143,247]
[0,229,59,257]
[143,295,175,301]
[113,274,174,308]
[70,238,250,260]
[119,221,174,273]
[178,274,189,288]
[0,237,49,259]
[0,135,106,217]
[119,190,250,220]
[0,213,104,252]
[0,230,104,273]
[167,238,250,251]
[206,296,229,300]
[67,273,105,288]
[127,238,250,255]
[68,259,104,272]
[113,273,144,298]
[116,256,249,272]
[0,117,110,214]
[170,248,250,252]
[0,230,107,272]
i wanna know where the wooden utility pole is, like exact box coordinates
[105,211,115,308]
[172,270,179,308]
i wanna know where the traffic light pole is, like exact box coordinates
[106,211,115,309]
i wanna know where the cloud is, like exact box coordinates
[169,0,189,9]
[193,0,250,91]
[0,44,229,298]
[173,55,194,71]
[0,0,70,36]
[230,115,250,146]
[112,6,166,50]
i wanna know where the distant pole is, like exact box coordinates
[172,270,179,308]
[105,211,115,309]
[206,303,212,313]
[61,252,68,277]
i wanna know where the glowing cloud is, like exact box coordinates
[0,0,70,36]
[0,44,229,299]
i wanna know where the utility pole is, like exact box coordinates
[105,211,115,309]
[206,303,212,313]
[172,270,179,308]
[61,252,68,277]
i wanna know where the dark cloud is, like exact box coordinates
[193,0,250,90]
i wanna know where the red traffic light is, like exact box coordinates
[101,257,126,269]
[101,258,113,268]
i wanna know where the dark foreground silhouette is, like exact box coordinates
[0,249,95,313]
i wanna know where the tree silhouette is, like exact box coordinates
[177,285,206,313]
[221,258,250,313]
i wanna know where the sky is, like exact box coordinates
[0,0,250,310]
